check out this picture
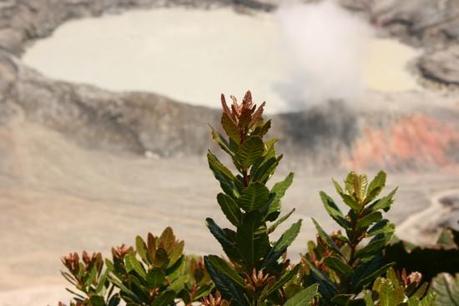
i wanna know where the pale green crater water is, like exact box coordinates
[22,7,420,113]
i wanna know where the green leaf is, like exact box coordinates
[375,277,404,306]
[95,270,108,293]
[135,236,148,263]
[252,119,271,137]
[264,138,278,158]
[207,151,238,198]
[84,265,98,288]
[332,179,344,194]
[217,193,242,226]
[312,218,342,255]
[151,290,176,306]
[320,191,350,229]
[264,219,302,267]
[104,259,114,272]
[211,128,235,157]
[221,112,240,143]
[268,208,295,234]
[127,274,150,302]
[345,172,368,202]
[250,156,280,184]
[363,290,374,306]
[125,254,146,278]
[260,265,301,300]
[268,172,294,217]
[168,274,186,293]
[304,258,337,300]
[354,262,394,291]
[368,188,397,212]
[431,273,459,306]
[165,255,184,281]
[146,268,165,288]
[236,136,265,168]
[168,243,184,268]
[89,296,105,306]
[237,211,269,268]
[206,218,241,262]
[357,211,382,230]
[324,256,353,278]
[367,220,394,237]
[238,182,270,212]
[284,284,319,306]
[365,171,386,203]
[204,256,249,306]
[333,177,362,210]
[355,233,392,259]
[339,192,361,211]
[237,214,258,268]
[153,248,169,268]
[193,284,214,301]
[108,273,137,299]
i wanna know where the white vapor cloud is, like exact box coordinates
[275,0,373,109]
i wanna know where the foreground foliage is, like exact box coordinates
[204,91,318,305]
[301,171,398,304]
[58,91,458,305]
[60,228,212,306]
[363,268,435,306]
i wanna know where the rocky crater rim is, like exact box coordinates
[1,0,459,166]
[19,3,424,114]
[2,0,457,95]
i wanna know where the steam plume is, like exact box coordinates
[275,0,373,109]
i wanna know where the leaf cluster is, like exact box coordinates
[60,228,213,306]
[301,171,399,305]
[363,268,435,306]
[205,91,317,305]
[58,91,459,306]
[60,251,118,306]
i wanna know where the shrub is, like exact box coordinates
[204,91,318,305]
[300,171,399,304]
[58,91,458,305]
[363,267,435,305]
[60,251,116,306]
[60,228,212,306]
[106,228,212,305]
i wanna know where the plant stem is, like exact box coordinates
[348,211,363,267]
[242,169,249,187]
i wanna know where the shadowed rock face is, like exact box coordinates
[8,55,221,156]
[419,46,459,86]
[7,48,459,170]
